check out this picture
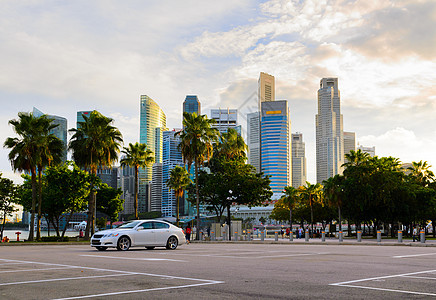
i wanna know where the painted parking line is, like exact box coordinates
[0,267,76,274]
[330,269,436,296]
[0,273,132,286]
[80,254,186,262]
[393,253,436,258]
[156,251,328,259]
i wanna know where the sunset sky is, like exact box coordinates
[1,0,435,183]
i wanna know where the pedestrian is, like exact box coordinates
[412,226,418,242]
[185,225,191,244]
[280,228,284,239]
[298,227,303,239]
[286,227,290,237]
[207,226,211,237]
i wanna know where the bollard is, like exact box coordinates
[261,230,265,241]
[377,230,381,243]
[397,230,402,243]
[211,231,216,241]
[248,232,251,241]
[339,231,343,242]
[357,231,362,242]
[305,230,309,242]
[322,231,326,242]
[289,232,293,242]
[274,232,278,241]
[420,230,425,243]
[234,232,238,241]
[199,231,203,241]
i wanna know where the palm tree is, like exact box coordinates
[299,181,323,235]
[167,166,191,227]
[4,112,58,241]
[343,149,370,169]
[407,160,435,186]
[69,111,123,238]
[281,186,300,232]
[176,112,219,240]
[323,175,345,232]
[120,142,154,219]
[34,119,64,240]
[217,128,247,160]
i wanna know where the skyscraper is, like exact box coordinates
[343,131,356,162]
[151,163,163,212]
[33,107,68,162]
[247,112,261,173]
[292,133,306,188]
[261,100,291,193]
[183,95,201,115]
[139,95,166,212]
[76,111,93,127]
[358,145,375,157]
[210,108,241,135]
[316,78,344,183]
[119,162,135,215]
[258,72,275,108]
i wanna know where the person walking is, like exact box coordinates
[186,225,191,244]
[412,226,418,242]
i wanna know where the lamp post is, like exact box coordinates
[227,190,233,241]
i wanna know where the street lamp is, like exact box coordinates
[227,190,233,241]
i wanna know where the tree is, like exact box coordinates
[120,142,154,219]
[176,112,219,240]
[299,182,323,234]
[4,112,57,241]
[96,183,124,225]
[216,128,247,160]
[323,175,345,232]
[69,111,123,238]
[167,166,191,227]
[0,174,18,240]
[407,160,435,187]
[281,186,300,230]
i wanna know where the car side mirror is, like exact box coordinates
[137,227,144,231]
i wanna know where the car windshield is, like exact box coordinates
[117,220,142,229]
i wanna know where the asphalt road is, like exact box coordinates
[1,242,436,299]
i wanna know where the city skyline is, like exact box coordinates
[1,0,435,184]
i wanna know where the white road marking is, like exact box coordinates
[0,273,132,286]
[393,253,436,258]
[335,284,436,297]
[156,251,328,259]
[402,275,436,280]
[80,254,186,262]
[0,267,75,274]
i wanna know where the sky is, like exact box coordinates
[1,0,435,184]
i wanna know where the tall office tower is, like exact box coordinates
[316,78,344,183]
[33,107,68,162]
[210,108,241,134]
[358,145,376,157]
[292,133,307,188]
[183,95,201,115]
[247,112,261,172]
[154,127,169,164]
[261,100,291,193]
[161,130,185,217]
[150,163,163,212]
[139,95,166,212]
[97,167,118,189]
[119,162,135,215]
[76,110,93,127]
[343,132,356,162]
[258,72,275,108]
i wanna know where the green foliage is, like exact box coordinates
[96,217,107,230]
[167,166,191,226]
[96,183,124,223]
[0,174,19,239]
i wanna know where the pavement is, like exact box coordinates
[1,241,436,299]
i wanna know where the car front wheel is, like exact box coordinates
[117,236,131,251]
[166,236,178,250]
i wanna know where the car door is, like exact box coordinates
[152,222,171,245]
[133,221,155,246]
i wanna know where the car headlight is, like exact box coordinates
[104,233,120,238]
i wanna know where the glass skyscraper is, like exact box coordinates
[183,95,201,115]
[260,100,291,193]
[139,95,166,212]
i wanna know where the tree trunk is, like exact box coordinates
[310,197,314,237]
[61,211,74,239]
[289,208,292,232]
[176,193,180,227]
[338,206,342,232]
[134,166,139,220]
[36,167,43,241]
[28,167,37,241]
[1,212,6,240]
[195,160,200,240]
[227,204,231,241]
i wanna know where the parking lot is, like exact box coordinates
[1,243,435,299]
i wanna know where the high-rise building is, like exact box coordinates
[119,162,135,215]
[247,112,261,173]
[210,108,241,135]
[261,100,291,193]
[97,167,118,189]
[358,145,375,157]
[292,133,306,188]
[343,132,356,162]
[183,95,201,115]
[316,78,344,183]
[76,111,93,127]
[258,72,275,108]
[139,95,166,212]
[33,107,68,162]
[161,130,185,217]
[151,163,163,212]
[154,127,169,164]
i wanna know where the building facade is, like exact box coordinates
[258,72,275,108]
[183,95,201,115]
[247,112,261,173]
[343,131,356,162]
[316,78,344,183]
[210,108,241,135]
[150,163,163,212]
[119,163,135,215]
[260,100,291,193]
[139,95,166,212]
[358,145,376,157]
[291,133,306,188]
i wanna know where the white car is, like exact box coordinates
[90,220,186,251]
